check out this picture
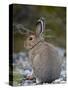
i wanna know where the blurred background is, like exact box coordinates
[12,4,66,86]
[13,4,66,53]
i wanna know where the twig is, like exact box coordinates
[13,23,34,35]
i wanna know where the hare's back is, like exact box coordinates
[41,41,61,73]
[33,41,61,82]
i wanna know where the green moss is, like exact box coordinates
[13,71,23,86]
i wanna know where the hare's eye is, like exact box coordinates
[29,37,33,40]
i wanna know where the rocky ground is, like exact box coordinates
[13,48,66,86]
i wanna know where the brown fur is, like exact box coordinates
[24,35,62,83]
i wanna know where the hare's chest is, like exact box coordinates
[29,44,48,62]
[29,50,38,61]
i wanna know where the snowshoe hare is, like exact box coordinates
[24,17,62,83]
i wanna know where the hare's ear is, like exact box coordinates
[36,17,45,37]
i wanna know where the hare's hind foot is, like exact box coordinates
[36,78,43,85]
